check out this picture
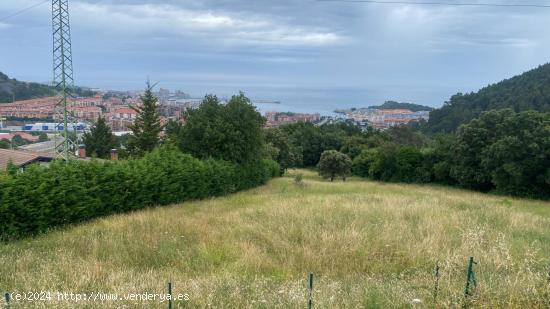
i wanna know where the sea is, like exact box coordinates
[203,85,453,116]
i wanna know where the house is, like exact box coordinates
[0,132,40,143]
[0,149,54,171]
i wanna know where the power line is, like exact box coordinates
[316,0,550,8]
[0,0,50,23]
[0,0,105,24]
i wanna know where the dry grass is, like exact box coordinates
[1,169,549,308]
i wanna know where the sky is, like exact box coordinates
[1,0,550,113]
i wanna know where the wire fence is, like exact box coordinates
[3,256,550,308]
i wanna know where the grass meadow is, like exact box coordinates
[1,170,549,308]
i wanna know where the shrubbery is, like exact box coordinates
[353,144,431,183]
[0,147,279,240]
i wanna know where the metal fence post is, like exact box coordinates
[167,280,173,309]
[4,293,10,309]
[464,257,477,301]
[433,263,440,305]
[308,273,314,309]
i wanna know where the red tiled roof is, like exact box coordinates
[0,132,40,142]
[113,107,138,114]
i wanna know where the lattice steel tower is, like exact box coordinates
[52,0,76,161]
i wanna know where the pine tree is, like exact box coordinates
[127,82,163,156]
[83,116,117,159]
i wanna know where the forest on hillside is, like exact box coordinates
[369,101,433,112]
[0,71,95,103]
[428,63,550,132]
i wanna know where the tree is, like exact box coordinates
[450,109,512,190]
[164,118,184,148]
[0,139,9,149]
[265,128,302,174]
[449,109,550,196]
[127,82,163,156]
[281,122,324,166]
[178,93,266,164]
[479,111,550,196]
[38,132,48,142]
[82,116,117,159]
[428,134,456,184]
[428,64,550,133]
[10,135,28,148]
[340,136,369,159]
[352,148,377,177]
[386,125,427,147]
[367,143,400,181]
[317,150,352,182]
[394,146,429,183]
[279,122,354,167]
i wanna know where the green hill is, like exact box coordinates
[0,71,95,103]
[369,100,434,112]
[0,71,54,103]
[429,64,550,132]
[1,170,548,307]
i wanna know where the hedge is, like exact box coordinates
[0,147,279,240]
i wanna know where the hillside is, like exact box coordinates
[0,71,95,103]
[369,100,434,112]
[429,64,550,132]
[1,170,548,307]
[0,71,54,103]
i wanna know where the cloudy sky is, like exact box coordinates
[1,0,550,112]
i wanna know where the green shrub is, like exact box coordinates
[0,147,279,240]
[352,149,377,178]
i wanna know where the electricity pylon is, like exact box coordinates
[52,0,76,161]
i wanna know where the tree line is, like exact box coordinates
[265,110,549,198]
[428,63,550,133]
[0,71,95,104]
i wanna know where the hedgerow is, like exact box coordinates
[0,147,279,240]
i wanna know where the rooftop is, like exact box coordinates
[0,148,54,171]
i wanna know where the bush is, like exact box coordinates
[351,149,377,178]
[0,147,279,240]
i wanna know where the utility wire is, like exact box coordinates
[316,0,550,8]
[0,0,50,23]
[0,0,105,24]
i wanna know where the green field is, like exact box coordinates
[1,170,549,308]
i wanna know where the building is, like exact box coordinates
[18,139,61,154]
[0,97,57,119]
[0,95,104,121]
[110,107,138,120]
[0,132,40,142]
[72,95,103,107]
[68,106,103,121]
[345,108,430,129]
[265,112,321,127]
[0,148,54,171]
